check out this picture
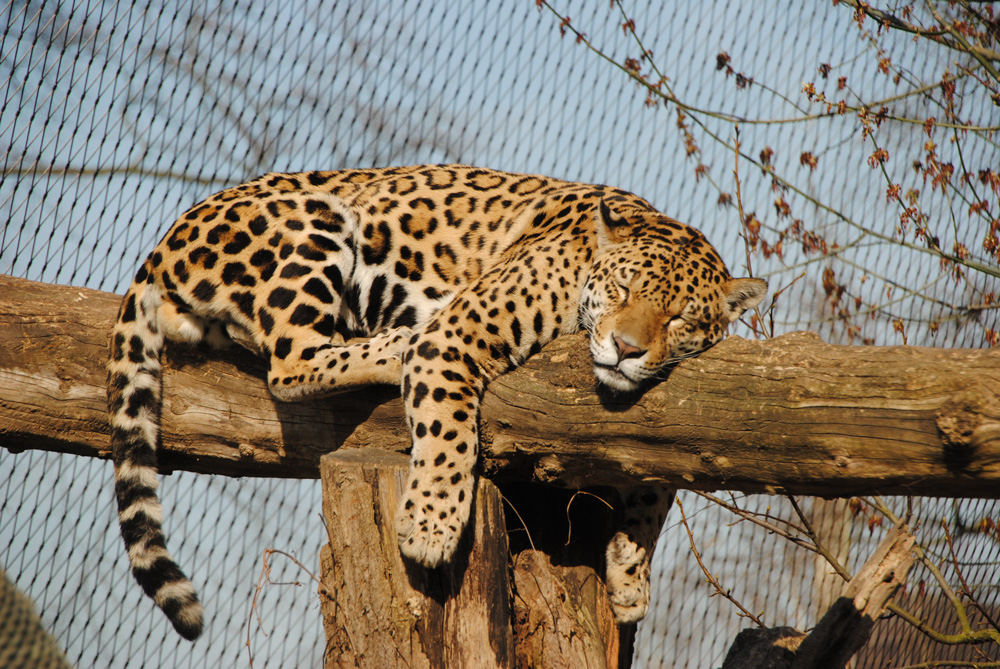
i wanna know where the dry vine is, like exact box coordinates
[246,548,336,668]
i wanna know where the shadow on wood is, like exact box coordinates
[319,450,634,668]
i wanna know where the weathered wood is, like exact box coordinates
[318,452,630,668]
[2,274,1000,497]
[720,525,917,669]
[501,483,633,668]
[0,274,408,477]
[791,526,916,668]
[318,449,514,668]
[720,627,807,669]
[511,551,625,668]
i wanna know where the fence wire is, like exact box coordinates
[1,1,997,667]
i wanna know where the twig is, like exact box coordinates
[535,0,1000,294]
[732,128,771,338]
[691,490,814,550]
[885,601,1000,645]
[246,548,341,668]
[868,498,1000,645]
[564,489,613,546]
[762,271,806,337]
[676,497,767,627]
[838,0,1000,77]
[942,520,1000,633]
[245,550,271,668]
[786,495,853,581]
[498,490,538,553]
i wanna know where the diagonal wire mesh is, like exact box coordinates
[1,1,997,666]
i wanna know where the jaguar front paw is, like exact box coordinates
[605,530,652,624]
[395,475,472,568]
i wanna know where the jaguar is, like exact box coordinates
[106,164,767,639]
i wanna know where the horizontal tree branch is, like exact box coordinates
[1,274,999,497]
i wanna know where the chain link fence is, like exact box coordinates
[2,1,997,666]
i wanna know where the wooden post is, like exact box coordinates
[319,449,514,668]
[318,451,631,667]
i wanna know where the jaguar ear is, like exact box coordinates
[721,277,768,323]
[596,198,633,248]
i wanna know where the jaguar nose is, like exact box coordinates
[613,334,645,363]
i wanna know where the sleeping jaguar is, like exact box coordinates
[107,164,766,639]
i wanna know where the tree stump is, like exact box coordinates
[319,449,514,668]
[318,451,632,667]
[502,483,633,668]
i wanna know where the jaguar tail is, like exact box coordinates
[106,263,203,640]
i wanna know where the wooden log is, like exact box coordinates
[501,483,633,668]
[318,449,515,668]
[0,274,407,477]
[2,274,1000,498]
[720,525,917,669]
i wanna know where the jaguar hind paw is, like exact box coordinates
[605,530,652,624]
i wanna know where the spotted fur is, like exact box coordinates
[107,164,767,638]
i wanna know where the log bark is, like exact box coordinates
[721,525,917,669]
[2,274,1000,497]
[318,450,628,668]
[319,449,515,668]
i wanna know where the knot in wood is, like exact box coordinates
[533,454,565,483]
[936,393,983,471]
